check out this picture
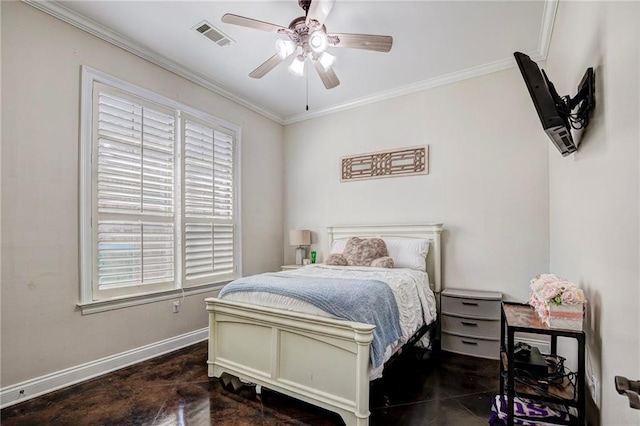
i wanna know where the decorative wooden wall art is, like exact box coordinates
[341,146,428,182]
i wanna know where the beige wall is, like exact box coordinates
[546,2,640,424]
[4,4,639,425]
[283,67,550,302]
[1,2,284,387]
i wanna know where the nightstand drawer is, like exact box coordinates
[441,333,499,360]
[441,295,501,319]
[441,314,500,339]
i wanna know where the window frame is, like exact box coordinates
[79,66,242,314]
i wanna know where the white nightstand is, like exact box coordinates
[440,288,503,359]
[281,265,304,271]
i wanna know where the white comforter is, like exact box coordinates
[221,264,437,379]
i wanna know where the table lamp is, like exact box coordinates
[289,230,311,265]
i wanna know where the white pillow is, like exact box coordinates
[330,238,349,254]
[383,237,429,271]
[330,237,429,271]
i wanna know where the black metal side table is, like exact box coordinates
[500,302,585,425]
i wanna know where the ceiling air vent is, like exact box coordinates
[194,21,234,47]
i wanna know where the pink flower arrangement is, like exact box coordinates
[529,274,586,326]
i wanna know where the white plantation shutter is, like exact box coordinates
[183,116,235,285]
[93,84,176,298]
[97,221,174,288]
[82,73,239,307]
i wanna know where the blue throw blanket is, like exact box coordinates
[219,273,402,368]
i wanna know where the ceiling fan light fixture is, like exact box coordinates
[222,0,391,91]
[318,52,336,70]
[308,30,328,53]
[288,55,306,77]
[275,38,296,59]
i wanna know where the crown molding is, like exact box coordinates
[536,0,558,60]
[22,0,285,125]
[23,0,557,127]
[283,56,516,125]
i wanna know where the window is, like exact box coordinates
[80,67,240,313]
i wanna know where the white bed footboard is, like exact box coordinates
[206,223,443,425]
[206,298,375,426]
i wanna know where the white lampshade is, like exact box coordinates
[275,39,296,60]
[318,52,336,71]
[288,55,305,77]
[308,30,328,53]
[289,230,311,246]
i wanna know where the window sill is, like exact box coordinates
[78,282,228,315]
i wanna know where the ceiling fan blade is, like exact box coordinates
[306,0,335,28]
[221,14,286,33]
[249,54,284,79]
[328,33,393,52]
[313,60,340,89]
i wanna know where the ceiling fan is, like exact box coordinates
[221,0,393,90]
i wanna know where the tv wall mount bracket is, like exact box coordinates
[543,67,596,130]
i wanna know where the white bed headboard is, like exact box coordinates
[326,224,444,295]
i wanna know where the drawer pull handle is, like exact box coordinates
[461,321,478,327]
[461,340,478,346]
[461,302,479,306]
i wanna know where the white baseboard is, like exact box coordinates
[0,327,208,409]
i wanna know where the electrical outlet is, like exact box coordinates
[172,301,180,313]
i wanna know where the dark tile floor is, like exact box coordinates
[1,342,499,425]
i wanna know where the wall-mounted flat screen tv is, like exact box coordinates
[514,52,595,157]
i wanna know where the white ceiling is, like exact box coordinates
[35,0,555,124]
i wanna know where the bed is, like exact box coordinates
[205,223,443,426]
